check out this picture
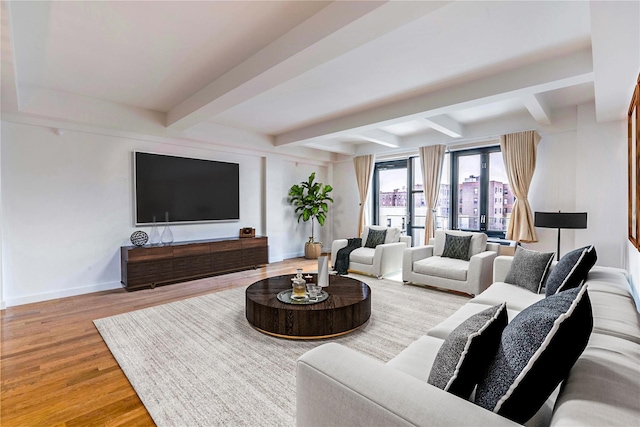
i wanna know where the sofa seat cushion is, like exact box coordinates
[427,302,521,340]
[551,333,640,427]
[470,282,544,312]
[413,256,469,281]
[588,289,640,344]
[349,247,375,265]
[386,335,444,382]
[584,267,632,297]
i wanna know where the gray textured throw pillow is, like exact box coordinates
[428,303,508,399]
[504,246,554,293]
[364,228,387,248]
[441,233,472,261]
[545,245,597,297]
[474,286,593,424]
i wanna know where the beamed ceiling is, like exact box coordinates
[1,1,639,159]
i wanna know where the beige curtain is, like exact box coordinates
[353,154,375,236]
[500,130,541,243]
[419,144,447,244]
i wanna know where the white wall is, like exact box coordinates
[332,159,360,240]
[628,242,640,311]
[1,101,632,307]
[527,129,580,256]
[1,121,325,306]
[494,104,627,269]
[0,129,3,309]
[574,104,627,268]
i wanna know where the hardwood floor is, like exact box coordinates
[1,257,318,426]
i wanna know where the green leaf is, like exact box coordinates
[287,172,333,225]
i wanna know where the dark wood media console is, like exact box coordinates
[120,236,268,290]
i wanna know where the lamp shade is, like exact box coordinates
[534,212,587,229]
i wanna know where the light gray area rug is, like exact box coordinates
[94,275,468,426]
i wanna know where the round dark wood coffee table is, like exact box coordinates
[245,274,371,339]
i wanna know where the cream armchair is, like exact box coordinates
[331,226,411,279]
[402,230,499,296]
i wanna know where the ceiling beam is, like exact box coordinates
[274,48,594,146]
[301,141,355,156]
[522,94,552,125]
[352,129,400,148]
[167,1,450,131]
[422,115,464,138]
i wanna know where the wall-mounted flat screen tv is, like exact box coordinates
[134,152,240,225]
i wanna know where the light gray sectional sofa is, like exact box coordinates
[296,256,640,426]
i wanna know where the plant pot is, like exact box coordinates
[304,242,322,259]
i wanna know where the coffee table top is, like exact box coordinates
[245,273,370,310]
[245,274,371,338]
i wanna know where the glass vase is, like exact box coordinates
[148,216,160,245]
[161,211,173,245]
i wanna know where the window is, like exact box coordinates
[372,146,511,245]
[373,154,451,247]
[451,146,507,237]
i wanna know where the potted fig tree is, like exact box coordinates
[288,172,333,259]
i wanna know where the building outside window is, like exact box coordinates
[372,145,509,246]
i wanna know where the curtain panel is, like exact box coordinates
[353,154,375,237]
[419,144,447,244]
[500,130,541,243]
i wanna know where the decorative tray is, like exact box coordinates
[277,289,329,305]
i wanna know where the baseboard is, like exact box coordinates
[4,281,122,307]
[282,246,330,261]
[283,251,305,260]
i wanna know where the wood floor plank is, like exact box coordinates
[1,258,317,426]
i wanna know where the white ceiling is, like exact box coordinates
[2,1,639,158]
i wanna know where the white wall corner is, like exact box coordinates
[5,281,122,308]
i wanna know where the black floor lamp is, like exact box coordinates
[534,212,588,260]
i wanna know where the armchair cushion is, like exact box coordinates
[364,228,387,248]
[434,230,488,259]
[442,234,472,261]
[414,257,469,281]
[362,226,402,245]
[349,247,376,265]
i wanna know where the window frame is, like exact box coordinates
[450,146,506,239]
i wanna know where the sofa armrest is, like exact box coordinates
[297,343,519,427]
[399,235,412,246]
[468,250,499,295]
[493,255,514,283]
[486,242,500,254]
[331,239,348,269]
[373,242,407,277]
[402,246,434,278]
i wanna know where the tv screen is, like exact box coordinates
[134,152,240,225]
